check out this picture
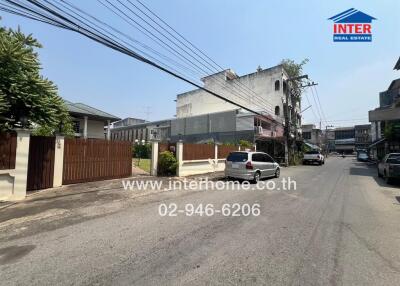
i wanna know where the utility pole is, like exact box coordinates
[325,125,334,156]
[284,75,317,165]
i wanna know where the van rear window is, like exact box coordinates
[226,152,248,162]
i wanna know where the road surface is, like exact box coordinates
[1,157,400,285]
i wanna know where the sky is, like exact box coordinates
[1,0,399,128]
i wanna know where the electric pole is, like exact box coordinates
[284,76,317,165]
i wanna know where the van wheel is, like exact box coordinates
[275,168,280,178]
[384,171,392,184]
[253,172,261,183]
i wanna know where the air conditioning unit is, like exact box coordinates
[255,126,263,135]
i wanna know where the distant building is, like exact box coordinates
[334,127,355,154]
[110,109,286,160]
[65,101,120,139]
[301,124,322,149]
[354,124,371,150]
[112,117,146,128]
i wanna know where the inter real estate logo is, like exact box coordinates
[328,8,376,42]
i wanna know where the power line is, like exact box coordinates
[2,0,274,120]
[94,0,274,114]
[131,0,269,107]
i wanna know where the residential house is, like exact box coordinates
[65,101,120,139]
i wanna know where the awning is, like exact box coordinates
[304,142,321,150]
[368,138,386,148]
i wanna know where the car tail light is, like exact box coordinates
[246,161,253,170]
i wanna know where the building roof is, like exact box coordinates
[328,8,376,23]
[394,57,400,70]
[65,101,120,122]
[388,78,400,90]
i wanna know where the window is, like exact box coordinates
[227,152,248,162]
[303,132,311,140]
[72,121,80,134]
[283,81,287,93]
[275,106,280,116]
[263,154,274,163]
[252,153,264,162]
[274,80,280,91]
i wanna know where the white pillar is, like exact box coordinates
[83,116,88,139]
[107,120,111,141]
[176,141,183,177]
[53,136,64,187]
[0,129,30,201]
[150,141,159,176]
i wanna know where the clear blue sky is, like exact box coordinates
[1,0,399,127]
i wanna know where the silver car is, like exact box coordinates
[225,151,280,182]
[377,153,400,184]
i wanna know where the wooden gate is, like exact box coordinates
[0,132,17,170]
[63,138,132,185]
[27,136,56,191]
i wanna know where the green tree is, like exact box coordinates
[0,24,73,135]
[280,58,309,98]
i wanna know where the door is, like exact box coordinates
[262,153,276,176]
[27,136,55,191]
[252,153,267,177]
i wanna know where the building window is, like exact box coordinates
[275,106,280,116]
[72,121,80,134]
[303,132,311,140]
[283,81,287,93]
[274,80,280,91]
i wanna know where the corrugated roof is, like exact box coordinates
[65,100,120,121]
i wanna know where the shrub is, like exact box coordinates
[158,151,177,176]
[239,140,253,149]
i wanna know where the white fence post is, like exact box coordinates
[53,135,64,187]
[176,141,183,176]
[150,141,159,176]
[0,129,30,201]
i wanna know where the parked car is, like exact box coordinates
[357,152,369,162]
[225,151,280,183]
[377,153,400,184]
[303,150,325,165]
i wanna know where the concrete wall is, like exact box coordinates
[176,143,227,177]
[0,130,30,201]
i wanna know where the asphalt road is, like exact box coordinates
[1,157,400,285]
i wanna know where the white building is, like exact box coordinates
[176,65,300,128]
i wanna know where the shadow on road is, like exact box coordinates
[349,161,400,188]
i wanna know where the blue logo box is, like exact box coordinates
[333,34,372,42]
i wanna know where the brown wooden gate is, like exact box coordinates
[27,136,56,191]
[63,138,132,185]
[0,132,17,170]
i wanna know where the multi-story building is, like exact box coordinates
[334,127,355,154]
[301,124,322,149]
[368,57,400,159]
[354,124,371,150]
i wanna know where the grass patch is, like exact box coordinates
[133,158,151,173]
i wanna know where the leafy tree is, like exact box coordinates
[0,23,73,135]
[239,140,253,149]
[280,58,309,98]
